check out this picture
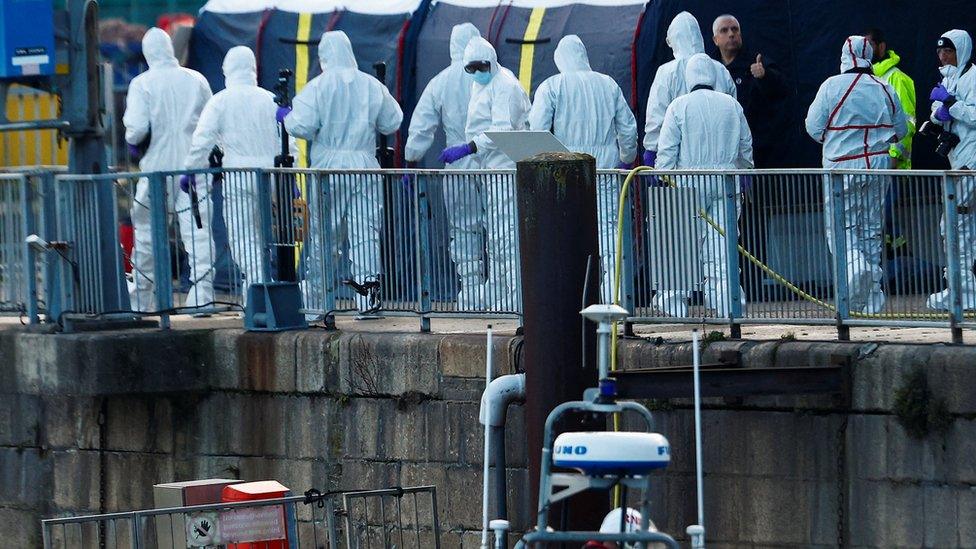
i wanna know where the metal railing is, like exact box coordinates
[3,165,975,339]
[0,173,38,318]
[41,485,440,549]
[613,168,973,340]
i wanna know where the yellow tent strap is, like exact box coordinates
[517,8,546,95]
[292,13,313,266]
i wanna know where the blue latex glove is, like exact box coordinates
[642,150,656,167]
[276,106,292,123]
[400,173,413,192]
[615,161,632,170]
[930,85,953,103]
[935,104,953,123]
[179,174,196,194]
[439,142,474,164]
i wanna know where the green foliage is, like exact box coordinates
[893,366,952,439]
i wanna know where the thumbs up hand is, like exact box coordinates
[750,53,766,79]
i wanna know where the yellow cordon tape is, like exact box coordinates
[517,7,546,95]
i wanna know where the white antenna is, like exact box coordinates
[690,329,706,548]
[480,324,494,549]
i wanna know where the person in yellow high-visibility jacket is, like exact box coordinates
[867,28,916,168]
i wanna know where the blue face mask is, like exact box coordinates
[471,70,493,85]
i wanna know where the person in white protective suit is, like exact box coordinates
[123,27,215,312]
[654,53,753,318]
[805,35,907,315]
[184,46,294,306]
[438,37,530,310]
[643,11,736,166]
[927,30,976,310]
[404,23,486,309]
[528,34,638,304]
[283,30,403,315]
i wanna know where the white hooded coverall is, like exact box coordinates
[928,29,976,310]
[184,46,289,306]
[285,31,403,313]
[462,37,531,310]
[805,35,907,314]
[643,11,737,155]
[528,34,638,303]
[404,23,486,309]
[123,27,215,312]
[655,53,754,318]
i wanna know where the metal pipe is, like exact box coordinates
[479,372,525,524]
[0,120,69,132]
[480,325,494,549]
[479,373,526,428]
[489,425,507,518]
[691,329,706,547]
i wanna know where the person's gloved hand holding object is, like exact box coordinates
[276,106,292,123]
[930,85,954,103]
[642,150,656,167]
[936,104,953,123]
[179,174,196,194]
[439,142,476,164]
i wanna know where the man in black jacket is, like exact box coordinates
[711,14,789,167]
[710,14,791,303]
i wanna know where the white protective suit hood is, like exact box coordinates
[940,29,973,92]
[450,22,480,64]
[554,35,591,73]
[685,53,716,90]
[318,30,358,83]
[464,37,500,77]
[142,27,179,69]
[666,12,705,60]
[222,46,258,87]
[839,35,873,73]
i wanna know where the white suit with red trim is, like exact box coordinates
[928,29,976,310]
[805,35,907,314]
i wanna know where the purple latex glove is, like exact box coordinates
[930,85,953,103]
[179,174,196,194]
[276,106,292,123]
[740,174,754,194]
[439,143,474,164]
[615,161,633,170]
[127,143,143,161]
[935,104,953,123]
[400,174,415,195]
[642,150,656,167]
